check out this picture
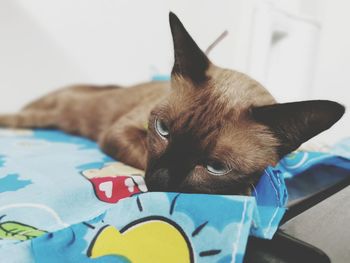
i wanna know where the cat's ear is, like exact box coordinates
[251,100,345,156]
[169,12,210,84]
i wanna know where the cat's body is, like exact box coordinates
[0,13,345,195]
[4,81,170,169]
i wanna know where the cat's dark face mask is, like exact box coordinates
[143,13,344,195]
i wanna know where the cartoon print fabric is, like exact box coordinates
[0,128,128,247]
[0,128,288,262]
[276,148,350,179]
[81,163,147,203]
[1,128,348,262]
[3,193,260,263]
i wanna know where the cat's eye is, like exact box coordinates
[206,160,231,176]
[155,118,170,138]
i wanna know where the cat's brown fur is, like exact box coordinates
[0,13,345,195]
[0,81,169,169]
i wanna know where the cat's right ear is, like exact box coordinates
[251,100,345,157]
[169,12,210,85]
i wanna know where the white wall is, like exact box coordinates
[246,1,322,102]
[0,0,349,144]
[0,0,171,112]
[0,0,249,113]
[310,0,350,143]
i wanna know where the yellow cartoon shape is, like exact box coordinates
[89,218,193,263]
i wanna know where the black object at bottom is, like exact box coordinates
[244,231,330,263]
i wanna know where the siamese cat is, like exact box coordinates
[0,13,345,195]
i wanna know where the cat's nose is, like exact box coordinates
[145,167,189,192]
[145,168,170,191]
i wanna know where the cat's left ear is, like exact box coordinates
[169,12,210,84]
[251,100,345,157]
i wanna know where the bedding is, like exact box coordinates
[0,128,349,263]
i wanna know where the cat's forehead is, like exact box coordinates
[167,83,235,134]
[167,75,245,136]
[171,66,276,109]
[165,95,245,153]
[209,66,276,106]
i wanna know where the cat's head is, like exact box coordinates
[144,12,345,195]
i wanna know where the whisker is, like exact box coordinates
[250,183,258,198]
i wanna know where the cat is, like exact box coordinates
[0,12,345,195]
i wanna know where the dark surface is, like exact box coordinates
[281,186,350,263]
[244,165,350,263]
[244,231,330,263]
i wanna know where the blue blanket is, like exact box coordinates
[0,128,349,263]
